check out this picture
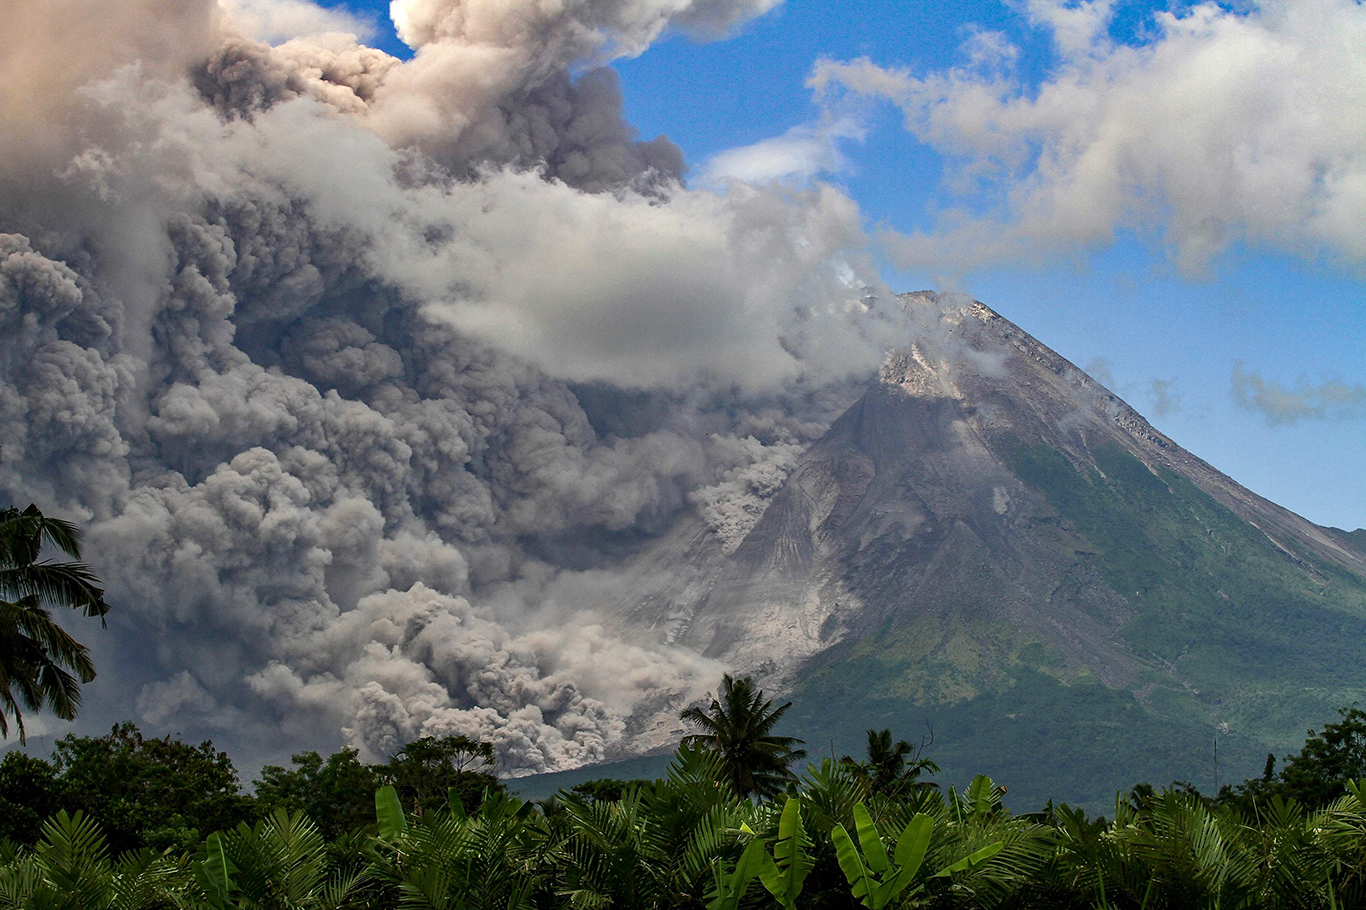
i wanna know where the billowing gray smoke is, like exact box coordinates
[0,0,901,771]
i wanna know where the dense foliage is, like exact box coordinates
[1,749,1365,909]
[0,724,503,855]
[3,701,1366,909]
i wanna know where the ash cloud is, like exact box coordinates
[1083,358,1117,392]
[1232,362,1366,425]
[1147,379,1181,419]
[0,0,902,769]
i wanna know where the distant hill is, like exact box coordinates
[588,292,1366,811]
[507,752,676,801]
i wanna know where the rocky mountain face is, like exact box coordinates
[609,292,1366,809]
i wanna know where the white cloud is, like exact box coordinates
[810,0,1366,275]
[219,0,377,44]
[703,116,864,184]
[1024,0,1115,56]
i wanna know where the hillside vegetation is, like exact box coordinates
[785,444,1366,810]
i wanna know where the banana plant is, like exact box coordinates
[706,837,766,910]
[831,804,931,909]
[375,786,408,843]
[934,841,1006,878]
[953,775,1008,824]
[831,802,1005,909]
[755,799,811,910]
[194,831,237,910]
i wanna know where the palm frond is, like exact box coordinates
[0,563,109,620]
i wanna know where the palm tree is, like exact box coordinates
[841,728,940,797]
[369,786,542,910]
[196,809,372,910]
[0,810,192,909]
[0,504,110,742]
[680,674,806,799]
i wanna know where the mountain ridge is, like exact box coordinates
[601,292,1366,808]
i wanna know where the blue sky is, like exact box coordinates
[327,0,1364,531]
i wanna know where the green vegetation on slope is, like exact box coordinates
[1010,444,1366,722]
[788,665,1257,813]
[786,444,1366,812]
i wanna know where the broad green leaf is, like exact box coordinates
[873,876,905,909]
[830,824,874,904]
[447,787,467,820]
[853,804,889,875]
[375,785,407,840]
[709,838,766,910]
[966,775,995,819]
[756,851,782,897]
[783,801,813,893]
[892,814,933,874]
[734,837,768,883]
[776,797,801,844]
[888,813,933,894]
[194,832,236,910]
[933,840,1004,877]
[762,799,811,909]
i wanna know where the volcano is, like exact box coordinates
[602,292,1366,809]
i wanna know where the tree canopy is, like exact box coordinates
[2,702,1366,907]
[1218,704,1366,815]
[253,747,382,843]
[51,721,254,855]
[385,732,504,815]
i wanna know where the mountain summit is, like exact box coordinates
[613,292,1366,808]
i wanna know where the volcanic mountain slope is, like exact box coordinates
[611,292,1366,809]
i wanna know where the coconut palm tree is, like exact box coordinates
[369,785,543,910]
[0,504,110,741]
[195,808,372,910]
[841,728,940,798]
[680,674,806,800]
[0,810,192,910]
